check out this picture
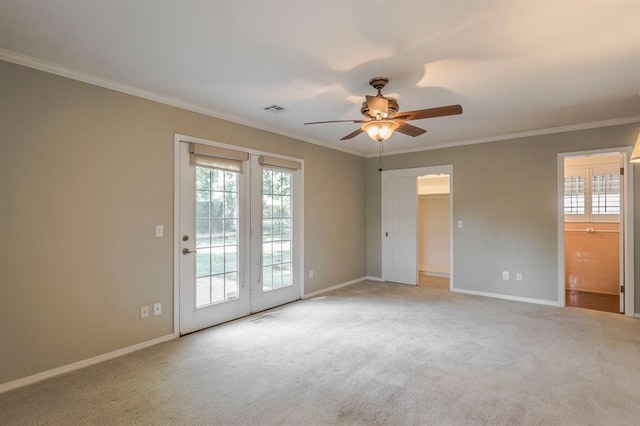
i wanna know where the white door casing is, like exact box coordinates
[381,165,454,287]
[557,147,634,317]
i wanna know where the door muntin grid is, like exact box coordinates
[262,169,292,291]
[195,167,239,307]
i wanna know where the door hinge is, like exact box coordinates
[620,167,624,175]
[620,285,625,293]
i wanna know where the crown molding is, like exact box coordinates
[366,116,640,158]
[0,48,364,158]
[2,48,638,160]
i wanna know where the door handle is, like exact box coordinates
[182,248,197,255]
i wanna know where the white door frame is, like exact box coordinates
[173,133,305,335]
[381,165,454,288]
[557,147,634,317]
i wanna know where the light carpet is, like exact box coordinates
[1,277,639,425]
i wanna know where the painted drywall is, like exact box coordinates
[367,124,640,308]
[417,175,450,195]
[0,60,366,384]
[418,195,450,275]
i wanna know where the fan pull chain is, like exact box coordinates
[378,143,383,172]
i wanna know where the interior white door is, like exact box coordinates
[382,172,418,285]
[249,156,302,312]
[179,142,250,334]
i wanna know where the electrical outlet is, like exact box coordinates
[516,273,523,282]
[154,302,162,316]
[309,269,314,278]
[502,271,509,280]
[140,305,149,319]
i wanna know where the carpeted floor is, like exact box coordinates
[2,277,640,425]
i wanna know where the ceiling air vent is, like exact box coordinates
[264,104,287,113]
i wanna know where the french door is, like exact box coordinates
[178,141,302,334]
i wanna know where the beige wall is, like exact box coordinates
[418,195,450,275]
[367,124,640,307]
[0,60,367,384]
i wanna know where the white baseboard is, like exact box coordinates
[303,277,369,298]
[0,333,178,394]
[365,276,384,282]
[452,287,562,307]
[634,313,640,319]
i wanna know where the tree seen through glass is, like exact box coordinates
[194,167,239,307]
[262,169,292,291]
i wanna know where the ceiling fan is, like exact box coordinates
[304,77,463,143]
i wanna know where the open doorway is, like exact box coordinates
[381,165,453,288]
[560,148,634,316]
[563,153,622,313]
[417,174,450,289]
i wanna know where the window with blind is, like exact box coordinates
[592,173,620,215]
[564,164,620,222]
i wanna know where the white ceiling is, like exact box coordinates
[1,0,639,157]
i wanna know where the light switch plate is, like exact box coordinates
[457,220,463,228]
[155,225,164,238]
[154,302,162,316]
[140,306,149,319]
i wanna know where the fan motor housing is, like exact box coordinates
[361,97,399,119]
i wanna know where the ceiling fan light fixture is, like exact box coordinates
[361,120,400,143]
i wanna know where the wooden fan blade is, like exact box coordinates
[395,121,427,137]
[340,128,364,140]
[366,95,389,117]
[394,104,463,121]
[304,119,365,125]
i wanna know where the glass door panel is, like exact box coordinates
[195,168,240,306]
[262,170,293,291]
